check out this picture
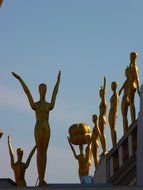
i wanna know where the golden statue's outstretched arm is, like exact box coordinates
[67,137,77,159]
[119,81,127,96]
[25,145,37,169]
[12,72,36,110]
[7,136,14,168]
[85,142,92,163]
[103,77,106,103]
[50,71,61,110]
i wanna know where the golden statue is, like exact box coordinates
[119,67,130,133]
[12,71,61,186]
[67,137,92,181]
[128,52,140,122]
[119,52,140,133]
[91,114,106,169]
[108,82,119,147]
[98,77,107,154]
[7,136,36,186]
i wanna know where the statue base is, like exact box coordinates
[0,180,142,190]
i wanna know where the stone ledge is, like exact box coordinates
[0,184,143,190]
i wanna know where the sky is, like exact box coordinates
[0,0,143,186]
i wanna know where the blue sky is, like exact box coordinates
[0,0,143,185]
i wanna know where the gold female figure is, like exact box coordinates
[128,52,140,122]
[108,82,119,147]
[92,114,106,169]
[98,77,107,154]
[12,71,61,186]
[119,67,130,133]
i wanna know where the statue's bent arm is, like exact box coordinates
[85,143,92,164]
[134,67,140,96]
[12,72,36,110]
[119,81,126,95]
[67,137,77,159]
[7,136,14,168]
[25,145,36,169]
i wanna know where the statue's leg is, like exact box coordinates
[129,92,136,122]
[92,145,98,169]
[121,97,128,133]
[112,118,117,147]
[111,128,117,147]
[102,123,106,153]
[109,114,117,147]
[113,129,117,147]
[35,126,50,185]
[99,117,106,154]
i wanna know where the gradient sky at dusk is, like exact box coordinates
[0,0,143,185]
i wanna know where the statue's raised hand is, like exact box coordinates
[67,136,71,143]
[8,135,11,144]
[12,72,21,80]
[57,70,61,81]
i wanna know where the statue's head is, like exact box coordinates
[92,114,98,124]
[111,81,118,91]
[17,148,23,161]
[39,83,47,97]
[130,52,137,62]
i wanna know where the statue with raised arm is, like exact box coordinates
[108,82,119,147]
[12,71,61,186]
[98,77,107,154]
[92,114,105,169]
[67,137,92,181]
[119,67,130,133]
[7,136,36,186]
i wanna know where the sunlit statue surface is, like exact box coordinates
[119,52,140,133]
[128,52,140,121]
[108,82,119,147]
[98,77,107,154]
[7,136,36,186]
[68,123,91,145]
[92,114,105,169]
[12,71,61,186]
[67,137,92,181]
[68,123,92,180]
[119,67,130,133]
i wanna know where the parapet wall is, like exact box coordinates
[0,184,143,190]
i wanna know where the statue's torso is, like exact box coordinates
[77,154,89,176]
[13,162,26,186]
[109,94,119,115]
[35,101,51,122]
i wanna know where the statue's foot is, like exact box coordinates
[38,180,48,186]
